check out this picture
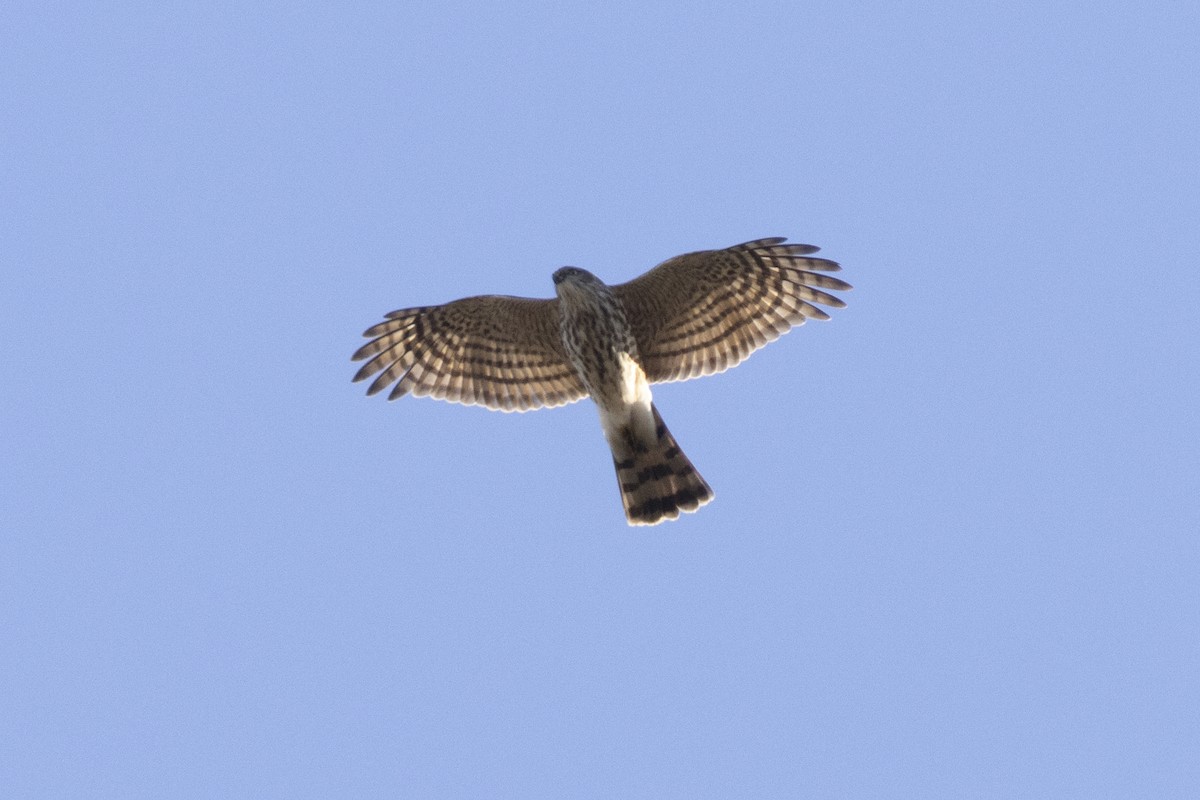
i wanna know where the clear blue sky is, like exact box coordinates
[4,1,1198,797]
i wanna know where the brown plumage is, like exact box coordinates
[609,405,712,526]
[352,237,850,526]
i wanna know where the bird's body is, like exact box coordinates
[553,267,712,524]
[353,238,850,526]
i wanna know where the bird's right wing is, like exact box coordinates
[613,238,851,384]
[352,295,588,412]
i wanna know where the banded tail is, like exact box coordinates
[611,405,714,526]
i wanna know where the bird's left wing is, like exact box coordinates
[352,295,588,412]
[613,238,851,384]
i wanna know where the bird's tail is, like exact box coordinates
[610,404,714,526]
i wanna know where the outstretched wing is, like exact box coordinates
[352,294,588,412]
[613,238,851,383]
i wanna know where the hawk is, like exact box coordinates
[352,237,850,526]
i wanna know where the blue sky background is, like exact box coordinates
[4,1,1199,797]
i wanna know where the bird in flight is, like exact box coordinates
[352,237,851,526]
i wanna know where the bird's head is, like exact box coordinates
[552,267,607,298]
[552,266,596,285]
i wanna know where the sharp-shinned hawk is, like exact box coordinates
[352,237,851,526]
